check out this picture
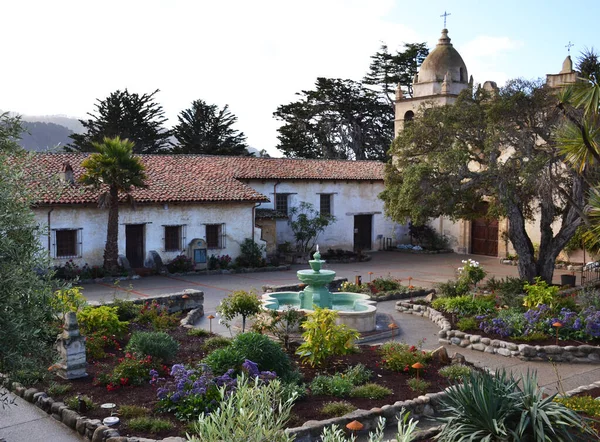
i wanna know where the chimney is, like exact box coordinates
[59,162,74,185]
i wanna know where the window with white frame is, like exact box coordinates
[53,228,82,258]
[320,193,332,216]
[206,224,226,249]
[164,225,185,251]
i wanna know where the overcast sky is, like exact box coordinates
[3,0,599,156]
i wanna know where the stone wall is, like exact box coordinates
[90,289,204,316]
[396,301,600,363]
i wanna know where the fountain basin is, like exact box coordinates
[262,291,377,332]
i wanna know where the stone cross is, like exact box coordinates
[55,312,87,379]
[440,10,451,28]
[566,41,574,54]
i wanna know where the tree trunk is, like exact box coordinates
[103,186,120,273]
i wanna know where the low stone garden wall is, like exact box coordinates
[368,288,435,302]
[396,301,600,363]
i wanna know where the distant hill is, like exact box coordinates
[18,121,74,151]
[17,114,85,133]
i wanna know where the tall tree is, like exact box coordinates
[274,78,392,160]
[67,89,171,154]
[80,137,147,272]
[172,100,249,155]
[380,80,592,283]
[363,42,429,103]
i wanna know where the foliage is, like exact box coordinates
[340,281,368,293]
[127,416,173,433]
[0,117,58,379]
[67,88,171,153]
[65,395,95,411]
[485,276,526,308]
[363,42,429,101]
[135,300,181,331]
[187,375,296,442]
[235,239,266,268]
[216,289,262,332]
[379,342,430,373]
[50,286,87,321]
[435,280,470,298]
[252,308,305,350]
[166,255,194,273]
[456,317,478,332]
[436,369,586,442]
[439,364,473,382]
[119,404,150,419]
[321,401,357,417]
[350,383,392,399]
[478,308,526,338]
[371,275,402,292]
[84,333,121,361]
[47,382,72,397]
[201,336,231,352]
[187,328,210,337]
[273,78,392,160]
[125,331,179,362]
[97,353,163,389]
[111,296,141,321]
[344,363,373,385]
[288,202,336,255]
[523,277,561,309]
[432,295,496,317]
[77,305,129,338]
[408,222,450,250]
[296,307,360,367]
[381,80,589,283]
[208,254,232,270]
[457,259,487,288]
[554,395,600,417]
[578,286,600,310]
[171,99,249,155]
[79,136,147,272]
[203,332,294,380]
[310,374,354,397]
[406,378,430,395]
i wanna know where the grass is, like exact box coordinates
[127,416,173,433]
[439,364,472,382]
[64,394,95,411]
[407,378,430,395]
[350,383,392,399]
[46,382,72,396]
[321,401,357,417]
[201,336,232,352]
[119,404,151,419]
[187,328,211,337]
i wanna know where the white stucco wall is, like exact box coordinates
[246,179,402,251]
[35,202,262,267]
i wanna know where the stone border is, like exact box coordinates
[564,381,600,397]
[89,289,204,317]
[396,301,600,363]
[392,248,454,255]
[368,288,435,302]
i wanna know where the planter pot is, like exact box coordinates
[561,274,576,287]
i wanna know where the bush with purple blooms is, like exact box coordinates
[150,360,276,421]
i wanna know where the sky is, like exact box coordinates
[3,0,599,156]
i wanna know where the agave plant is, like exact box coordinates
[436,369,587,442]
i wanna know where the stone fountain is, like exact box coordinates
[262,246,377,332]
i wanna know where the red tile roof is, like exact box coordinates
[27,153,385,205]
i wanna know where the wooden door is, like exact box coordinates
[471,217,498,256]
[354,215,372,251]
[126,224,145,268]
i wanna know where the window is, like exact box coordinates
[206,224,225,249]
[320,194,332,216]
[54,229,81,258]
[404,110,414,122]
[164,225,184,251]
[275,193,289,214]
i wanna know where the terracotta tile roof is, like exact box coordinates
[26,153,385,205]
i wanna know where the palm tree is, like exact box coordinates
[80,136,147,272]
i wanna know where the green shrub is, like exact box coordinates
[523,277,560,309]
[343,363,373,385]
[321,401,357,417]
[202,336,232,352]
[85,332,121,361]
[578,286,600,310]
[310,375,354,397]
[407,378,430,394]
[439,364,472,382]
[514,331,549,342]
[350,383,392,399]
[188,376,295,442]
[125,331,179,362]
[486,276,526,308]
[119,404,150,418]
[46,382,72,397]
[77,305,129,338]
[371,275,401,292]
[339,281,366,293]
[135,300,180,331]
[65,395,95,411]
[97,354,162,388]
[456,317,478,331]
[252,308,305,350]
[457,259,487,288]
[111,297,141,321]
[235,239,266,268]
[203,332,294,380]
[436,279,470,298]
[50,287,87,321]
[166,254,194,273]
[128,416,173,433]
[437,370,586,442]
[379,342,429,373]
[431,295,495,316]
[554,395,600,417]
[187,328,210,337]
[217,290,262,332]
[296,307,359,367]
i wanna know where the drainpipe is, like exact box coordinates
[273,180,281,211]
[252,202,262,241]
[47,206,54,255]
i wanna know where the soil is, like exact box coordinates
[439,311,600,347]
[40,324,456,440]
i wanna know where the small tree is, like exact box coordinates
[288,202,336,257]
[217,290,262,333]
